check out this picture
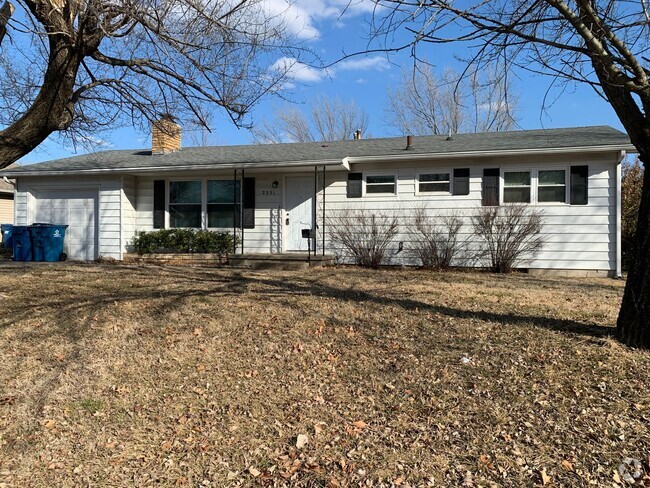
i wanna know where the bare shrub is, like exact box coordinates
[408,206,465,269]
[329,210,399,268]
[471,205,545,273]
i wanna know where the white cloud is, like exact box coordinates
[355,78,368,84]
[337,56,391,72]
[269,55,390,87]
[270,57,330,82]
[263,0,320,40]
[260,0,380,40]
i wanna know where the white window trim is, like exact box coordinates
[501,169,533,204]
[535,167,569,206]
[363,171,398,197]
[415,169,452,196]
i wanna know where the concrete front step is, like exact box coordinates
[228,253,335,270]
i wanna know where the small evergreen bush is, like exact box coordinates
[132,229,236,255]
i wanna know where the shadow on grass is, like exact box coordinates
[8,267,616,341]
[0,264,616,342]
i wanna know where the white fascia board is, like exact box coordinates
[0,158,348,178]
[344,144,638,164]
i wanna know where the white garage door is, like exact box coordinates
[31,189,98,261]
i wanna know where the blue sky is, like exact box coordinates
[16,0,624,165]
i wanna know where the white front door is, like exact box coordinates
[31,189,98,261]
[285,176,313,251]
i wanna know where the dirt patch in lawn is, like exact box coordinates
[0,265,648,487]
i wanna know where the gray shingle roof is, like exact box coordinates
[2,126,633,176]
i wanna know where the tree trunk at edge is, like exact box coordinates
[617,153,650,348]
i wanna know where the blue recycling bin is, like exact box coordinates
[1,224,13,250]
[31,224,68,262]
[12,226,33,261]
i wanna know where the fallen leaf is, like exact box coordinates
[296,434,308,449]
[249,466,261,477]
[193,328,202,336]
[352,420,368,429]
[540,468,551,486]
[561,460,574,471]
[43,419,56,429]
[314,423,324,435]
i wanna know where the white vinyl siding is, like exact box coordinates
[122,176,137,255]
[14,176,122,259]
[320,153,618,273]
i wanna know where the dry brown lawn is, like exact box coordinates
[0,264,648,487]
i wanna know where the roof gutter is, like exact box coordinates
[0,158,348,178]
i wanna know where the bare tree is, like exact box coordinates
[0,0,310,164]
[386,65,518,135]
[365,0,650,347]
[251,95,369,143]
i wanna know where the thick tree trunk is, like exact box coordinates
[617,151,650,348]
[0,36,80,167]
[0,1,13,46]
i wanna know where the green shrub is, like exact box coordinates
[132,229,237,255]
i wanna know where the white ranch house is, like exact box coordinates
[0,125,634,276]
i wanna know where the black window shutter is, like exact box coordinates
[153,180,165,229]
[347,172,362,198]
[570,165,588,205]
[243,177,255,228]
[453,168,470,195]
[482,168,500,206]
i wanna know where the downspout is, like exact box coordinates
[616,150,625,279]
[119,175,124,261]
[313,165,318,256]
[322,165,326,256]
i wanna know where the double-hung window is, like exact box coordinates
[503,171,531,203]
[538,170,566,203]
[207,180,240,228]
[365,174,396,194]
[418,172,450,193]
[169,181,202,228]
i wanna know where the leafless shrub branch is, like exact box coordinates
[329,209,399,268]
[471,205,546,273]
[407,206,465,269]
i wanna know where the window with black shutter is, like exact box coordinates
[453,168,470,195]
[570,165,588,205]
[347,172,362,198]
[153,180,166,228]
[482,168,500,206]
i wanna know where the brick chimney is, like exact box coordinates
[151,115,181,155]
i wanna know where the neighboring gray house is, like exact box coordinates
[0,124,635,276]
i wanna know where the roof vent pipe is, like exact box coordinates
[446,128,453,141]
[405,135,414,150]
[354,129,362,140]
